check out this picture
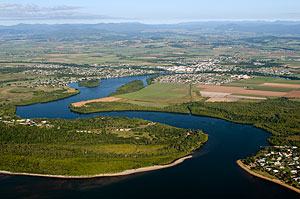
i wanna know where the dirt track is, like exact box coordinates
[206,98,238,102]
[197,85,244,92]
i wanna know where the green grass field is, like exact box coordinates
[115,83,193,108]
[69,83,205,114]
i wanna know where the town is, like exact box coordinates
[244,146,300,188]
[164,57,295,77]
[154,73,251,85]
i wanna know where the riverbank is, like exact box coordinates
[236,160,300,194]
[0,155,192,179]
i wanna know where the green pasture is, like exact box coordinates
[116,83,191,108]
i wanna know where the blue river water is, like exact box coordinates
[0,75,298,198]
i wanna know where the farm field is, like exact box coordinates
[225,76,300,86]
[113,83,199,108]
[70,82,204,114]
[71,76,300,112]
[195,76,300,102]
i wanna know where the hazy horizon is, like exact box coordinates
[2,20,300,27]
[0,0,300,25]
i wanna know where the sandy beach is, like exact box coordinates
[236,160,300,194]
[0,155,192,179]
[71,97,121,107]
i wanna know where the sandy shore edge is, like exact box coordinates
[71,97,121,107]
[0,155,192,179]
[236,159,300,194]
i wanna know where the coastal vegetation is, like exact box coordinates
[109,80,144,96]
[188,98,300,147]
[70,101,190,114]
[78,79,101,88]
[0,116,207,176]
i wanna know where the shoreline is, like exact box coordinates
[236,159,300,194]
[0,155,192,179]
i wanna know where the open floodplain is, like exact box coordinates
[70,76,300,112]
[2,75,297,199]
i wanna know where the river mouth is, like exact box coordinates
[4,75,299,198]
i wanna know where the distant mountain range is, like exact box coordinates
[0,21,300,36]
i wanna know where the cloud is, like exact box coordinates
[0,3,121,20]
[0,4,18,9]
[286,13,300,15]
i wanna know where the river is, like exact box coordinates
[1,75,298,198]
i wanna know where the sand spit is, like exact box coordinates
[71,97,121,107]
[0,155,192,179]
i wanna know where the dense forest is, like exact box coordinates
[188,98,300,147]
[0,116,207,176]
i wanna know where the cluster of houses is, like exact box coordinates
[31,77,77,87]
[76,130,92,133]
[23,64,158,81]
[162,56,295,77]
[116,128,131,132]
[17,63,160,88]
[0,117,54,128]
[166,61,217,73]
[154,73,252,85]
[9,56,295,90]
[250,146,300,184]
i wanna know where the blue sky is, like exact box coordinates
[0,0,300,25]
